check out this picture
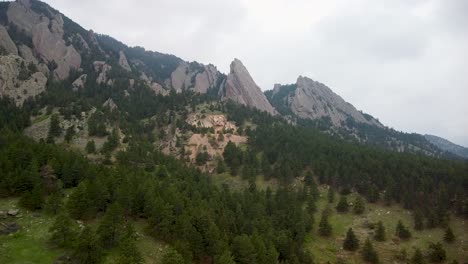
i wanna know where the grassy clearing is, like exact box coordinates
[211,172,278,191]
[306,188,468,264]
[0,198,168,264]
[0,197,61,264]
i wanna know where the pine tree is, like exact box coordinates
[97,203,125,249]
[232,235,257,264]
[353,196,365,214]
[411,248,424,264]
[48,113,61,138]
[396,220,411,240]
[215,250,236,264]
[49,212,78,248]
[443,226,455,243]
[161,248,185,264]
[327,187,335,203]
[374,221,386,242]
[45,191,63,215]
[428,242,446,262]
[116,224,143,264]
[343,228,359,251]
[318,211,332,237]
[86,140,96,154]
[336,195,349,213]
[19,183,44,210]
[73,227,103,264]
[361,238,379,263]
[64,125,75,143]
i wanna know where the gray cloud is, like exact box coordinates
[44,0,468,147]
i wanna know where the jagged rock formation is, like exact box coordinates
[93,61,112,85]
[268,76,380,126]
[72,74,87,91]
[0,55,47,105]
[425,134,468,159]
[118,50,131,72]
[220,59,276,115]
[7,0,81,80]
[0,25,18,55]
[169,62,219,93]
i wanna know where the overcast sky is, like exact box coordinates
[44,0,468,146]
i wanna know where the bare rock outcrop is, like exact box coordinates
[103,98,117,110]
[221,59,276,115]
[170,62,219,93]
[0,55,47,105]
[118,51,131,72]
[72,74,87,91]
[286,76,381,126]
[0,25,18,55]
[93,61,111,85]
[7,0,81,80]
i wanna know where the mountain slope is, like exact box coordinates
[266,76,444,156]
[425,134,468,159]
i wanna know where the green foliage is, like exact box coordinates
[215,250,236,264]
[73,227,103,264]
[19,184,44,210]
[161,248,185,264]
[353,196,365,214]
[97,203,126,249]
[411,248,424,264]
[195,151,209,165]
[116,224,143,264]
[102,128,119,153]
[327,188,335,203]
[64,125,75,143]
[374,221,386,242]
[232,235,257,264]
[343,228,359,251]
[49,212,79,248]
[444,226,455,243]
[86,140,96,154]
[427,242,446,263]
[47,114,61,141]
[361,238,379,263]
[318,211,332,237]
[336,195,349,213]
[396,220,411,240]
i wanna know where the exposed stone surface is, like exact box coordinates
[72,74,87,91]
[93,61,111,85]
[103,98,117,110]
[0,55,47,105]
[170,62,219,93]
[119,51,131,71]
[221,59,276,115]
[0,25,18,55]
[150,82,169,96]
[18,44,50,75]
[285,76,381,126]
[7,0,81,80]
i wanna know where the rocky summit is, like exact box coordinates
[220,59,276,115]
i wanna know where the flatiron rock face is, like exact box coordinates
[221,59,276,115]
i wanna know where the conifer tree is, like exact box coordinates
[411,248,424,264]
[161,248,186,264]
[86,140,96,154]
[116,224,143,264]
[428,242,446,262]
[336,195,349,213]
[361,238,379,263]
[49,212,78,248]
[353,196,365,214]
[396,220,411,240]
[73,227,103,264]
[374,221,386,242]
[97,203,125,249]
[443,226,455,243]
[318,211,332,237]
[343,228,359,251]
[215,250,236,264]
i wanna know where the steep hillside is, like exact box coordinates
[266,76,444,157]
[425,134,468,159]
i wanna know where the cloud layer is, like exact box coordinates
[45,0,468,146]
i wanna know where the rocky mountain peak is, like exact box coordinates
[221,59,276,115]
[268,75,381,127]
